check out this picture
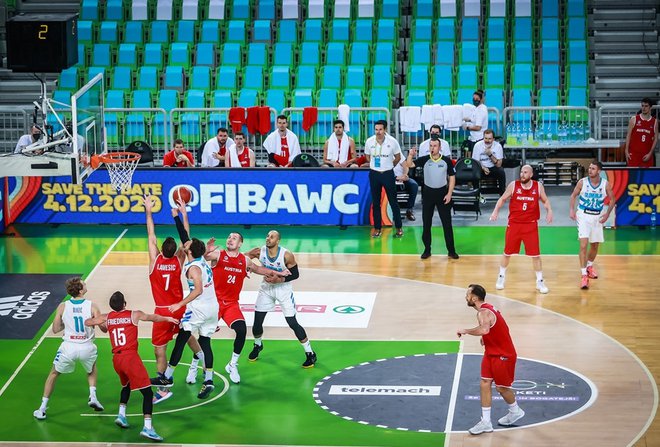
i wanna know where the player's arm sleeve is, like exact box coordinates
[173,215,190,244]
[284,264,299,282]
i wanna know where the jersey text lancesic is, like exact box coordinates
[150,253,183,307]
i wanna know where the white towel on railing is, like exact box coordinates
[421,104,444,129]
[462,103,475,119]
[442,105,464,130]
[338,104,350,132]
[326,132,350,163]
[399,106,422,132]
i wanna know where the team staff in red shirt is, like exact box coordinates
[163,139,194,167]
[85,291,178,442]
[625,98,658,168]
[457,284,525,435]
[489,165,553,294]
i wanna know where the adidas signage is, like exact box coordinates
[0,291,50,319]
[0,274,76,340]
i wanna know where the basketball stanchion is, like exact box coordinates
[90,151,141,191]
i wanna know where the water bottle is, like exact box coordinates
[576,121,584,141]
[582,122,590,140]
[652,210,657,229]
[558,123,567,145]
[506,122,513,145]
[569,123,578,143]
[521,122,529,143]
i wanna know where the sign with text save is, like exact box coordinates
[606,168,660,226]
[12,169,373,225]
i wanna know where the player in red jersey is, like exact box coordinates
[186,232,287,384]
[625,98,658,167]
[226,132,256,168]
[85,291,178,442]
[457,284,525,435]
[144,195,203,402]
[489,165,553,294]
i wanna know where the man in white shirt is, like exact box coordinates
[263,115,301,167]
[419,124,452,158]
[365,120,404,237]
[201,128,234,167]
[226,132,256,168]
[471,129,506,195]
[463,90,489,148]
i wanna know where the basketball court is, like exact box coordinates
[0,223,657,447]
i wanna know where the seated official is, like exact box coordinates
[418,124,452,158]
[226,132,256,168]
[14,125,42,153]
[201,128,234,167]
[321,120,358,168]
[263,115,301,167]
[471,129,506,195]
[163,139,194,167]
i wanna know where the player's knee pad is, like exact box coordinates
[285,316,307,341]
[140,387,154,415]
[120,384,131,403]
[252,311,266,337]
[231,320,247,352]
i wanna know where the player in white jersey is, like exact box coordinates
[246,230,317,368]
[569,161,615,290]
[151,201,219,399]
[33,277,105,420]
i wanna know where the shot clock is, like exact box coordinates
[7,13,78,73]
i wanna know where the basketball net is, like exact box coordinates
[91,152,141,192]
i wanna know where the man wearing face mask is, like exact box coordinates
[14,125,42,153]
[471,129,506,196]
[418,124,452,158]
[463,90,489,152]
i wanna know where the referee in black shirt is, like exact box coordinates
[408,136,459,259]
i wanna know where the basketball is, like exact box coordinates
[174,186,192,204]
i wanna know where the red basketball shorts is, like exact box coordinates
[112,352,151,390]
[481,354,517,388]
[151,306,184,347]
[218,300,245,328]
[504,222,540,257]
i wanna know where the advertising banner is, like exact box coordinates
[11,168,373,226]
[606,168,660,226]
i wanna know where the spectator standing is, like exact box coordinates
[463,90,489,151]
[163,139,194,167]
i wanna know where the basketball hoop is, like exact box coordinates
[91,151,141,191]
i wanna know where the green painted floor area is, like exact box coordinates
[0,339,457,446]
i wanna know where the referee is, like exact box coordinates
[408,136,458,259]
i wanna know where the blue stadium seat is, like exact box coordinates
[137,66,159,91]
[344,66,367,90]
[325,42,347,65]
[512,41,533,64]
[343,89,363,107]
[221,43,243,67]
[105,0,124,21]
[237,89,260,107]
[484,64,506,89]
[321,66,342,90]
[317,89,339,136]
[149,21,170,44]
[190,66,211,90]
[125,90,152,143]
[435,41,455,65]
[163,66,185,91]
[436,18,456,41]
[461,18,480,41]
[269,66,291,90]
[374,42,395,66]
[412,18,433,41]
[246,43,268,67]
[405,89,427,106]
[538,88,560,107]
[195,43,216,66]
[86,67,106,84]
[380,0,399,18]
[566,0,586,17]
[200,20,221,43]
[104,90,125,145]
[350,42,371,66]
[216,66,238,90]
[143,43,164,66]
[99,21,119,44]
[541,40,560,63]
[152,90,180,144]
[487,18,506,41]
[123,21,144,44]
[295,66,317,89]
[243,66,264,90]
[180,90,207,146]
[566,87,587,106]
[80,0,98,20]
[542,1,559,17]
[354,19,374,42]
[511,64,534,89]
[456,64,478,89]
[273,42,294,66]
[303,19,324,42]
[410,42,431,65]
[431,89,452,105]
[78,21,94,44]
[58,67,79,90]
[92,44,112,67]
[111,66,133,91]
[299,42,321,66]
[377,19,396,42]
[258,0,276,19]
[232,0,251,19]
[175,21,195,43]
[513,17,532,41]
[460,41,480,65]
[568,63,588,88]
[433,65,453,90]
[277,20,298,44]
[329,19,350,42]
[290,89,313,138]
[117,43,139,67]
[367,89,390,127]
[486,88,504,111]
[371,65,392,92]
[209,90,233,132]
[511,88,532,107]
[456,88,474,105]
[253,20,271,41]
[486,40,506,64]
[265,89,287,112]
[415,0,434,17]
[567,18,587,40]
[567,40,588,63]
[169,43,190,66]
[540,18,560,40]
[408,65,429,90]
[76,44,87,66]
[226,20,247,43]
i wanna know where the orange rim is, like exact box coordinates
[98,151,141,164]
